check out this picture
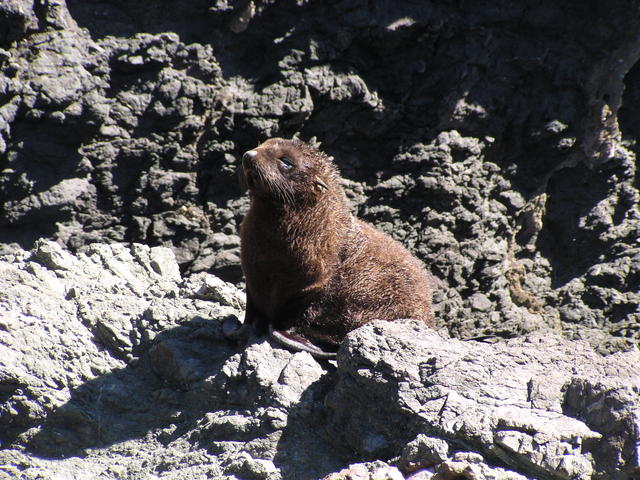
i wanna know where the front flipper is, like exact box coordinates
[223,291,268,342]
[269,324,338,359]
[222,315,254,341]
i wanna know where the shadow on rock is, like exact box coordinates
[187,359,348,480]
[25,315,350,479]
[26,316,238,459]
[183,339,349,480]
[271,366,351,480]
[562,377,640,478]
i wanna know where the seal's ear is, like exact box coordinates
[314,177,328,193]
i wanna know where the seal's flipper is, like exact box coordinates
[223,317,254,341]
[269,324,337,359]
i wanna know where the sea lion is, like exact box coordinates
[224,138,433,358]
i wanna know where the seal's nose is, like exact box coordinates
[242,150,257,166]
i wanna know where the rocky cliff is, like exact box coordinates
[1,0,640,478]
[1,0,639,349]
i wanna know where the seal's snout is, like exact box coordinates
[242,150,257,167]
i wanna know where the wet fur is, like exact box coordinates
[237,138,434,355]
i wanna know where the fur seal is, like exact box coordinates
[225,138,434,358]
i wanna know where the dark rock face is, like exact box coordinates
[2,1,639,353]
[1,0,639,348]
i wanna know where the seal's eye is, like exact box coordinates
[278,156,294,170]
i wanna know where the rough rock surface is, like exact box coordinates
[1,242,639,479]
[328,321,640,479]
[2,1,640,478]
[0,0,639,351]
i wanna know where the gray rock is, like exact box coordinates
[149,245,182,281]
[183,271,246,310]
[398,435,449,472]
[326,320,640,479]
[1,242,640,479]
[322,461,404,480]
[0,241,240,448]
[30,238,78,270]
[2,0,640,476]
[434,451,531,480]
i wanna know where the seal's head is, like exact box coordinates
[240,138,338,204]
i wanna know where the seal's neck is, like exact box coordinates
[250,193,350,239]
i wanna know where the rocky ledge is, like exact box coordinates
[0,240,638,480]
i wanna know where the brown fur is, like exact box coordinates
[237,138,433,354]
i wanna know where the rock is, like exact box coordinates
[434,451,530,480]
[0,241,241,449]
[322,461,404,480]
[30,238,78,270]
[326,320,640,479]
[398,435,449,473]
[2,0,640,477]
[1,243,639,479]
[149,246,182,281]
[0,0,638,355]
[183,271,246,310]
